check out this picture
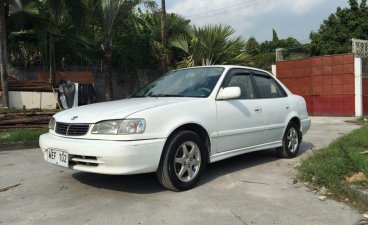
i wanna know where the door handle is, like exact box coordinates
[286,106,291,110]
[255,107,262,112]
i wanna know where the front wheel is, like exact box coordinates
[156,130,207,191]
[276,121,301,158]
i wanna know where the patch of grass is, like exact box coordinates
[345,116,368,125]
[299,125,368,210]
[0,107,25,113]
[0,128,48,146]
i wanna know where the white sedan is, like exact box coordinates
[40,65,311,191]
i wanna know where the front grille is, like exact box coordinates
[55,123,90,136]
[70,155,99,167]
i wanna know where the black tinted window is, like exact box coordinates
[253,75,286,98]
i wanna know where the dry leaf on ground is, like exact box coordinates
[345,172,367,183]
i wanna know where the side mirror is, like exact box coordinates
[217,87,241,100]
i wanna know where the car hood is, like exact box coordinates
[54,97,196,123]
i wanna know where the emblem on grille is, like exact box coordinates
[71,116,78,120]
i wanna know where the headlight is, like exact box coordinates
[49,117,56,130]
[118,119,146,134]
[91,119,146,135]
[91,120,122,135]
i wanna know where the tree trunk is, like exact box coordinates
[0,0,9,107]
[104,35,113,101]
[160,0,167,74]
[49,33,56,87]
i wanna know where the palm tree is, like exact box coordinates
[0,0,9,107]
[101,0,125,101]
[101,0,147,101]
[135,7,190,71]
[170,24,252,68]
[160,0,167,73]
[44,0,88,86]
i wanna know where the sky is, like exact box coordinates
[157,0,350,43]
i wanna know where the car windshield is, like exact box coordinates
[131,67,224,98]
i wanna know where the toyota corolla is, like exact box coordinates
[39,66,311,191]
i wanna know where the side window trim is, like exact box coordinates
[221,68,251,88]
[249,70,261,99]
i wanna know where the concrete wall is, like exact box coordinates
[276,53,356,116]
[93,68,160,102]
[9,91,58,109]
[7,65,43,80]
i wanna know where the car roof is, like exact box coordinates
[179,65,272,75]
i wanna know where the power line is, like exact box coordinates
[187,0,279,18]
[187,0,263,17]
[186,0,280,19]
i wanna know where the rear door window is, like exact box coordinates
[252,74,287,98]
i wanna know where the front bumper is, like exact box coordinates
[39,133,166,175]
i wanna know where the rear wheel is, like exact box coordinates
[276,121,301,158]
[157,130,207,191]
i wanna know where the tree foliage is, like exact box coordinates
[272,28,279,42]
[4,0,312,89]
[5,0,191,71]
[111,9,190,72]
[245,29,303,71]
[245,37,260,56]
[170,24,251,67]
[310,0,368,55]
[7,0,97,67]
[5,1,307,74]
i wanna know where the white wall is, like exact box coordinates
[354,57,363,117]
[271,65,277,77]
[9,91,58,109]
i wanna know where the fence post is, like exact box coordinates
[271,65,277,77]
[276,48,284,62]
[354,57,363,117]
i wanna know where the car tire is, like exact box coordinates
[276,121,301,158]
[157,130,207,191]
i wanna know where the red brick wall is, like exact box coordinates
[276,54,355,116]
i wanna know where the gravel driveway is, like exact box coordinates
[0,117,364,225]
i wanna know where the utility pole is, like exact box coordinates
[160,0,167,73]
[0,0,9,107]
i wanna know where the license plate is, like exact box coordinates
[47,149,69,168]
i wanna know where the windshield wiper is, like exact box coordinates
[150,94,185,97]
